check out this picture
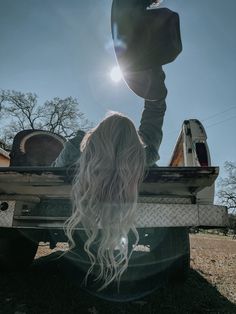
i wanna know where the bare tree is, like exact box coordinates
[215,162,236,237]
[217,161,236,214]
[0,90,92,146]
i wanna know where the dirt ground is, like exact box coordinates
[0,233,236,314]
[190,233,236,304]
[35,233,236,304]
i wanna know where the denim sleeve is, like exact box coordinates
[138,69,167,166]
[51,131,85,167]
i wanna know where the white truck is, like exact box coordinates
[0,119,228,300]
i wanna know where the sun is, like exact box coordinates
[110,66,122,83]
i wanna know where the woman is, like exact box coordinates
[46,67,167,299]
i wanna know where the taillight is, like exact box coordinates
[195,143,208,167]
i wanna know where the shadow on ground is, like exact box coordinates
[0,268,235,314]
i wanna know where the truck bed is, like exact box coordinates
[0,166,228,230]
[0,166,219,197]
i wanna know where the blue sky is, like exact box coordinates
[0,0,235,180]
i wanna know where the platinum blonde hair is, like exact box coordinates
[65,112,146,290]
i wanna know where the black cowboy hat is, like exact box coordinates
[111,0,182,100]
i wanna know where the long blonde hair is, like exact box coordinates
[65,112,146,290]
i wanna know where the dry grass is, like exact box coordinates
[190,233,236,304]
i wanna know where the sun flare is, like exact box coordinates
[110,66,122,83]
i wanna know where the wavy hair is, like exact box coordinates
[65,112,146,290]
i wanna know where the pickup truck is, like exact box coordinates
[0,119,228,300]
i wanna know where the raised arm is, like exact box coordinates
[138,67,167,166]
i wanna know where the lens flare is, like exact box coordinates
[110,66,122,83]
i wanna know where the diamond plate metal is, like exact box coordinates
[138,196,191,204]
[12,203,228,229]
[135,204,228,228]
[198,205,228,226]
[0,201,15,227]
